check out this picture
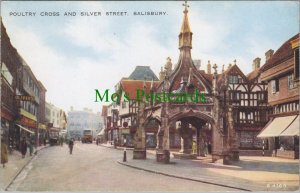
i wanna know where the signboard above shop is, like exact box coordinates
[15,95,35,101]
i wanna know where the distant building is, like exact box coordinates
[128,66,159,81]
[45,102,67,130]
[67,108,102,139]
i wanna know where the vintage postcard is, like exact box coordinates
[0,0,299,192]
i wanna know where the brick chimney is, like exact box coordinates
[265,49,274,62]
[207,60,211,74]
[253,57,261,70]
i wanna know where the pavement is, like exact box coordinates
[0,145,49,191]
[1,142,298,192]
[101,142,300,191]
[8,142,238,191]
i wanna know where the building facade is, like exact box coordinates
[217,60,271,156]
[67,108,102,140]
[1,22,23,149]
[259,34,299,159]
[1,21,47,149]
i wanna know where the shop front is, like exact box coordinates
[1,108,14,146]
[119,128,133,147]
[258,115,299,159]
[16,109,38,147]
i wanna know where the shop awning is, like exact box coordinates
[280,116,299,136]
[97,129,105,136]
[16,124,34,134]
[257,115,297,138]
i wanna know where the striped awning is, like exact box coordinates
[257,115,297,138]
[16,124,34,134]
[280,116,299,136]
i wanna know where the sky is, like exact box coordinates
[1,1,299,113]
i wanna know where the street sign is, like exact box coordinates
[15,95,35,101]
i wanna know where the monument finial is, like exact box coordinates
[183,0,189,13]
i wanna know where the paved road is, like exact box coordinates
[7,142,238,192]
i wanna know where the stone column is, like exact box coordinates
[156,117,170,163]
[133,101,146,159]
[178,121,192,154]
[156,125,163,149]
[228,107,239,161]
[198,129,205,156]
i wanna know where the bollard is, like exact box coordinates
[262,140,265,156]
[123,148,127,162]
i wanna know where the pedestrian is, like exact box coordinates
[28,140,34,156]
[192,140,197,154]
[20,137,27,158]
[96,138,99,146]
[123,138,127,147]
[204,141,208,157]
[208,141,212,154]
[59,137,63,146]
[68,138,74,155]
[1,139,8,168]
[43,137,46,146]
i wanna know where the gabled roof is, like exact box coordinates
[217,64,247,85]
[247,68,261,82]
[199,70,213,83]
[261,33,299,72]
[119,80,159,100]
[128,66,159,81]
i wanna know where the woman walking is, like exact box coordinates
[20,137,27,158]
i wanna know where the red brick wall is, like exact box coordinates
[268,74,299,105]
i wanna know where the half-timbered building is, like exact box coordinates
[217,59,271,156]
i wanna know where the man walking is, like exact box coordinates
[68,138,74,155]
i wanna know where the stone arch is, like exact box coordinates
[169,110,214,126]
[167,110,215,156]
[143,115,161,127]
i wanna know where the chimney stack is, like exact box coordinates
[265,49,274,62]
[253,57,261,70]
[207,60,211,74]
